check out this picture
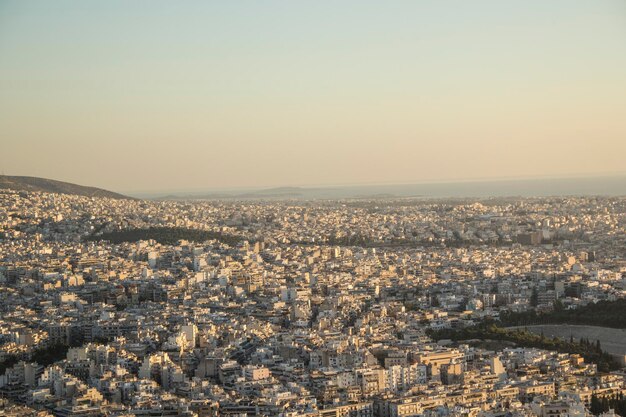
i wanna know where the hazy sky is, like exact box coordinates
[1,1,625,193]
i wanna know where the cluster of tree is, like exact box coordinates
[0,343,69,374]
[85,226,244,246]
[427,323,621,372]
[589,394,626,416]
[499,299,626,329]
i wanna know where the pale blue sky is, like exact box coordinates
[1,1,625,192]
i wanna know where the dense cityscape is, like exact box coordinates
[1,190,625,417]
[3,0,625,416]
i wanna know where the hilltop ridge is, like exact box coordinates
[0,175,132,199]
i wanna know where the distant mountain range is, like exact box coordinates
[156,186,315,200]
[0,175,131,199]
[151,175,626,200]
[153,186,423,200]
[3,174,626,201]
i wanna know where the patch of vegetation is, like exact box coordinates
[31,344,69,366]
[0,356,18,374]
[499,299,626,329]
[0,343,69,374]
[465,339,517,351]
[590,394,626,416]
[85,226,244,246]
[428,323,621,372]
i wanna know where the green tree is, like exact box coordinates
[530,287,539,307]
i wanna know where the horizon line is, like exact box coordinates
[124,171,626,197]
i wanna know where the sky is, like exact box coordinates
[1,1,625,194]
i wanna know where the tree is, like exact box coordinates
[530,287,539,307]
[431,295,440,307]
[590,395,603,415]
[553,299,564,311]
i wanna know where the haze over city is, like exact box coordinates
[1,0,626,194]
[4,2,626,417]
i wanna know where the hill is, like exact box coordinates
[0,175,131,199]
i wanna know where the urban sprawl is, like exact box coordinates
[1,190,626,417]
